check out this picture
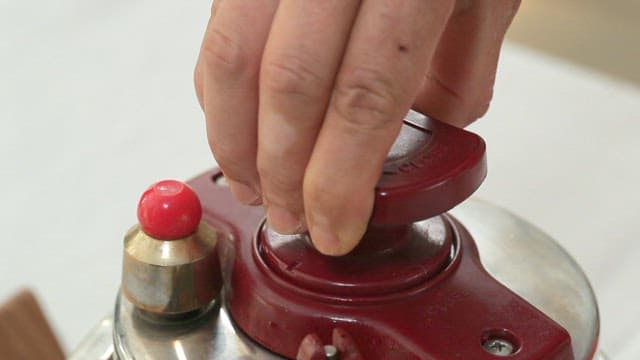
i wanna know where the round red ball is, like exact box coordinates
[137,179,202,240]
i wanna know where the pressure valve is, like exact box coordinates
[120,180,222,316]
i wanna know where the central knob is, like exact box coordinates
[259,216,454,298]
[255,112,486,298]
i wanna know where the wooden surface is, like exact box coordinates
[0,290,65,360]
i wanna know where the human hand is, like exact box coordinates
[296,328,363,360]
[195,0,520,255]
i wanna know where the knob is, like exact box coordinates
[259,111,487,296]
[137,179,202,240]
[372,110,486,225]
[121,180,222,316]
[186,112,572,359]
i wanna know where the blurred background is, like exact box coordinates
[509,0,640,85]
[0,0,638,358]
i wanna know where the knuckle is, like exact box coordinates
[262,54,325,99]
[333,67,399,131]
[208,136,250,174]
[201,28,249,75]
[257,157,301,194]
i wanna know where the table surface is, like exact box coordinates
[1,1,639,358]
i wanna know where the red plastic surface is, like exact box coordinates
[184,114,572,359]
[188,170,573,359]
[372,114,486,225]
[260,221,453,297]
[137,179,202,240]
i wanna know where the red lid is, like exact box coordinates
[137,180,202,240]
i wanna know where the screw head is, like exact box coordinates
[324,345,339,360]
[482,338,514,356]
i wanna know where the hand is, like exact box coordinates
[296,328,363,360]
[195,0,520,255]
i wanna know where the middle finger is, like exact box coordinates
[257,0,361,233]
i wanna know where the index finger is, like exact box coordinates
[303,0,454,255]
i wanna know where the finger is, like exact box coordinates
[194,54,204,109]
[304,0,455,255]
[257,0,361,233]
[332,328,364,360]
[194,0,223,110]
[414,0,521,127]
[296,333,325,360]
[199,0,278,204]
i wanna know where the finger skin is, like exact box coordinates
[194,0,222,110]
[304,0,455,255]
[195,54,204,110]
[296,334,325,360]
[414,0,521,127]
[198,0,277,204]
[257,0,361,234]
[333,328,364,360]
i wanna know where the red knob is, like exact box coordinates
[137,179,202,240]
[371,112,487,225]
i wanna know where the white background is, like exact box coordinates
[1,1,639,358]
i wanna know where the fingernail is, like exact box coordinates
[267,205,304,234]
[227,179,261,205]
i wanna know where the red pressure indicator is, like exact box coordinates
[136,179,202,240]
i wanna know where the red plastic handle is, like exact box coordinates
[371,111,487,225]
